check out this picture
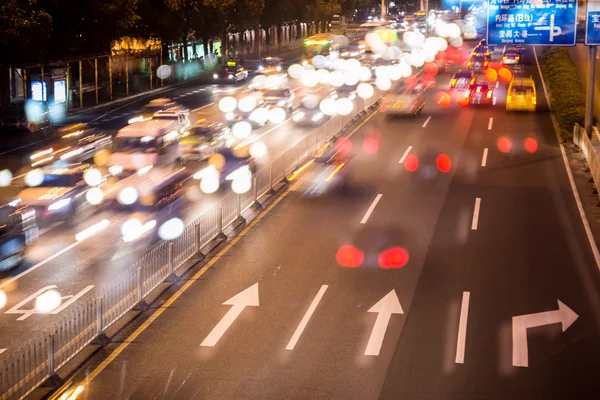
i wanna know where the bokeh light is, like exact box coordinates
[268,107,287,124]
[399,62,412,78]
[485,68,499,83]
[375,76,392,91]
[497,136,512,153]
[378,247,409,269]
[357,83,375,99]
[288,64,304,79]
[86,187,104,205]
[335,137,353,156]
[499,67,513,83]
[302,94,320,108]
[0,169,12,187]
[336,244,364,268]
[219,96,237,113]
[457,95,470,108]
[363,137,379,154]
[35,289,62,313]
[329,70,345,87]
[249,107,269,125]
[449,36,464,48]
[208,153,226,170]
[312,55,327,69]
[525,138,538,153]
[94,149,110,167]
[447,23,461,38]
[25,169,45,187]
[436,154,452,172]
[319,98,337,116]
[0,290,6,309]
[424,62,439,76]
[250,75,267,90]
[436,92,451,108]
[336,98,354,115]
[232,121,253,139]
[403,154,419,171]
[358,66,372,82]
[301,70,318,88]
[238,96,257,113]
[232,173,253,194]
[316,69,330,84]
[200,173,220,194]
[83,168,102,187]
[249,142,268,158]
[158,218,185,240]
[157,65,172,79]
[343,71,360,86]
[118,186,138,205]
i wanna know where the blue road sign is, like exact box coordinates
[586,1,600,45]
[487,0,577,46]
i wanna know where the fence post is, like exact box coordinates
[236,194,246,223]
[217,205,226,239]
[167,242,178,282]
[268,165,275,194]
[252,176,261,208]
[48,333,55,377]
[136,266,149,310]
[95,296,110,345]
[194,223,205,258]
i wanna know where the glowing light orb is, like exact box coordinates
[0,169,13,187]
[219,96,237,113]
[25,169,45,187]
[232,121,253,139]
[357,83,375,99]
[268,107,287,124]
[158,218,185,240]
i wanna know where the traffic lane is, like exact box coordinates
[61,98,477,399]
[379,95,600,399]
[0,102,325,356]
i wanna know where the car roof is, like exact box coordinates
[455,71,472,77]
[43,163,90,175]
[117,118,176,137]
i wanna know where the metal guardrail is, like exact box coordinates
[573,123,600,201]
[0,92,381,400]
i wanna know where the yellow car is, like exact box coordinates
[506,77,536,112]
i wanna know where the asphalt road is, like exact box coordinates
[48,47,600,399]
[0,52,334,355]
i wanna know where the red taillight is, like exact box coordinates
[486,90,492,99]
[476,86,481,93]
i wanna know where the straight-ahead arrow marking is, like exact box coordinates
[365,290,404,356]
[201,283,259,347]
[512,300,578,367]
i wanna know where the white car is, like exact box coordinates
[381,87,426,116]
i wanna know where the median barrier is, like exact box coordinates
[0,91,381,400]
[573,123,600,203]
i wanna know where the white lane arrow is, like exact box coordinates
[201,283,259,347]
[364,289,404,356]
[512,300,578,367]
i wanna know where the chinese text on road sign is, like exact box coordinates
[487,0,577,46]
[586,0,600,45]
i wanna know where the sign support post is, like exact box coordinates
[586,46,597,138]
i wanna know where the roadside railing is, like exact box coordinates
[573,123,600,201]
[0,92,381,400]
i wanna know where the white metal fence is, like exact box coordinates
[0,93,381,400]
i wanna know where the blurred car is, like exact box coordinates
[334,85,358,101]
[449,70,475,91]
[289,140,351,197]
[212,62,249,83]
[179,120,231,162]
[151,106,191,135]
[258,57,283,74]
[465,81,494,105]
[380,84,426,116]
[29,123,112,168]
[193,147,256,189]
[0,203,37,270]
[128,98,178,124]
[471,45,491,61]
[291,106,329,126]
[477,39,495,53]
[467,55,488,72]
[0,101,51,133]
[17,164,97,227]
[261,88,295,111]
[340,45,366,59]
[506,76,536,112]
[502,48,522,65]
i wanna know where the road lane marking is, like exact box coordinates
[488,118,493,130]
[0,241,81,290]
[493,96,497,105]
[201,283,259,347]
[496,81,499,88]
[422,116,431,128]
[399,146,413,163]
[365,289,403,356]
[481,148,489,167]
[455,291,471,364]
[0,349,5,354]
[471,198,481,230]
[361,194,383,224]
[286,285,328,350]
[192,102,215,113]
[534,47,600,269]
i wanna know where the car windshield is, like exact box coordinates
[114,137,157,152]
[472,56,485,62]
[220,67,233,74]
[38,173,82,187]
[511,85,534,94]
[505,52,519,57]
[264,59,281,66]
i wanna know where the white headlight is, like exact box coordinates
[228,74,234,79]
[48,197,72,211]
[213,74,218,79]
[293,112,305,121]
[226,165,250,181]
[276,66,282,71]
[312,112,324,122]
[225,112,234,121]
[258,66,264,71]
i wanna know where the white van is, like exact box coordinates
[110,119,181,172]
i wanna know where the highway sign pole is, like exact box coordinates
[586,46,597,138]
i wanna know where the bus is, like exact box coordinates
[302,34,335,65]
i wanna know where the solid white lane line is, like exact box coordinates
[455,291,471,364]
[286,285,328,350]
[38,222,64,236]
[533,47,600,270]
[361,194,383,224]
[481,148,489,167]
[399,146,413,163]
[488,118,493,130]
[496,81,499,88]
[493,96,497,105]
[471,198,482,230]
[11,172,28,181]
[422,116,432,128]
[192,102,215,112]
[0,241,81,289]
[0,349,6,354]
